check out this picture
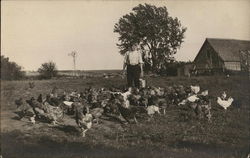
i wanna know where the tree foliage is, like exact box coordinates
[114,3,187,73]
[1,55,25,80]
[38,61,58,79]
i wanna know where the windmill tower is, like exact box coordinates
[68,51,77,76]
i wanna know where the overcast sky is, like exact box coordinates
[1,0,250,71]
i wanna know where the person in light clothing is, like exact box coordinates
[123,45,144,88]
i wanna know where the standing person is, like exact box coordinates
[123,44,144,88]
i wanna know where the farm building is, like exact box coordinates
[177,63,194,77]
[194,38,250,74]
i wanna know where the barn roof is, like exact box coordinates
[206,38,250,62]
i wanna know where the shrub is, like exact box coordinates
[38,61,58,79]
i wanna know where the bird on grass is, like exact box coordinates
[15,97,36,123]
[191,85,200,94]
[15,97,24,108]
[37,94,43,103]
[45,94,62,107]
[187,95,199,102]
[89,108,104,124]
[75,104,93,137]
[217,97,234,110]
[200,90,209,96]
[146,105,160,116]
[114,94,138,124]
[26,97,63,125]
[217,92,234,110]
[26,97,46,112]
[28,82,35,89]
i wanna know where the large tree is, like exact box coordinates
[114,3,187,72]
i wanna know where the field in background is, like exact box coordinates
[25,69,123,78]
[1,75,249,158]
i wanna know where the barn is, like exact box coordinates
[194,38,250,74]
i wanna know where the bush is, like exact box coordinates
[0,55,25,80]
[156,61,191,76]
[38,61,58,79]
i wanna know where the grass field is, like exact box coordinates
[1,75,249,158]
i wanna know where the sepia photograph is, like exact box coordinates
[1,0,250,157]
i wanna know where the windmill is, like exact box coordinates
[68,51,77,76]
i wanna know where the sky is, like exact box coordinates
[1,0,250,71]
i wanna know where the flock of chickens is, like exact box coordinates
[15,84,237,137]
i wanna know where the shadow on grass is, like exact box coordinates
[53,125,80,135]
[171,140,249,158]
[12,115,22,120]
[102,113,125,124]
[2,130,248,158]
[1,130,156,158]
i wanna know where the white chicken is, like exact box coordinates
[139,79,146,88]
[187,95,199,102]
[201,90,208,96]
[146,105,160,115]
[149,89,156,96]
[178,99,187,106]
[63,101,74,107]
[155,87,165,96]
[78,113,93,137]
[30,115,36,124]
[122,88,131,99]
[124,100,130,108]
[121,88,132,108]
[75,104,93,137]
[217,97,234,110]
[191,85,200,94]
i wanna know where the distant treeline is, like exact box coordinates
[1,55,25,80]
[1,54,192,80]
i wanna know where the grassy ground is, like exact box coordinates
[1,75,249,158]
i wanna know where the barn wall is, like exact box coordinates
[195,41,223,69]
